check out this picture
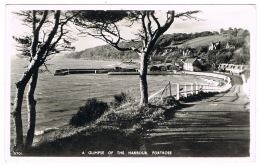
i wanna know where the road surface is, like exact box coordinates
[144,75,250,157]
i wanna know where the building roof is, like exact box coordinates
[219,63,229,66]
[219,63,250,70]
[184,58,197,64]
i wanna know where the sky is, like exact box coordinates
[6,4,256,55]
[73,5,256,51]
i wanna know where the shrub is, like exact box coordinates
[159,65,167,71]
[168,65,179,71]
[141,120,157,130]
[69,98,108,127]
[179,91,218,102]
[111,92,134,108]
[150,66,160,72]
[193,66,201,72]
[114,66,122,71]
[162,96,179,106]
[150,108,165,121]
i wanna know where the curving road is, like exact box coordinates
[179,75,249,112]
[144,75,250,157]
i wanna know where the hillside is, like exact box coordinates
[66,41,141,60]
[177,35,229,48]
[65,28,250,66]
[65,34,229,60]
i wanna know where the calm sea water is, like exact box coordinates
[10,56,208,136]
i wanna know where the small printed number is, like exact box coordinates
[13,152,23,155]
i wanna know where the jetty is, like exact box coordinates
[54,68,182,76]
[107,71,180,75]
[54,67,138,76]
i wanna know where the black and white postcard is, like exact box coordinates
[3,2,258,165]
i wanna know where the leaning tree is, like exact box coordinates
[12,10,78,151]
[74,10,200,106]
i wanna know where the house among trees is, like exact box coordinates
[218,63,249,74]
[218,63,229,71]
[183,57,202,71]
[226,42,236,49]
[209,41,221,50]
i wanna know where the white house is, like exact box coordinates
[183,58,202,71]
[218,63,249,74]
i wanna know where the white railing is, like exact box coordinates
[148,75,232,101]
[241,74,250,98]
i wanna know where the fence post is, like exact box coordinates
[184,84,187,98]
[169,81,172,96]
[195,84,198,94]
[190,83,194,95]
[176,83,180,100]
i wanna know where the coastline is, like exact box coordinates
[32,72,231,138]
[29,72,235,149]
[11,56,240,155]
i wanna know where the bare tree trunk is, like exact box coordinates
[11,10,63,152]
[139,54,149,106]
[12,83,26,151]
[25,68,39,148]
[12,60,40,152]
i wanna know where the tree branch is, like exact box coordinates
[30,10,48,58]
[35,11,48,32]
[141,13,148,46]
[60,11,80,25]
[146,12,153,37]
[42,30,46,43]
[37,10,60,58]
[48,11,80,48]
[150,11,161,29]
[32,11,36,32]
[47,20,66,53]
[159,11,175,35]
[145,11,175,54]
[175,10,202,21]
[85,28,141,53]
[43,62,52,74]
